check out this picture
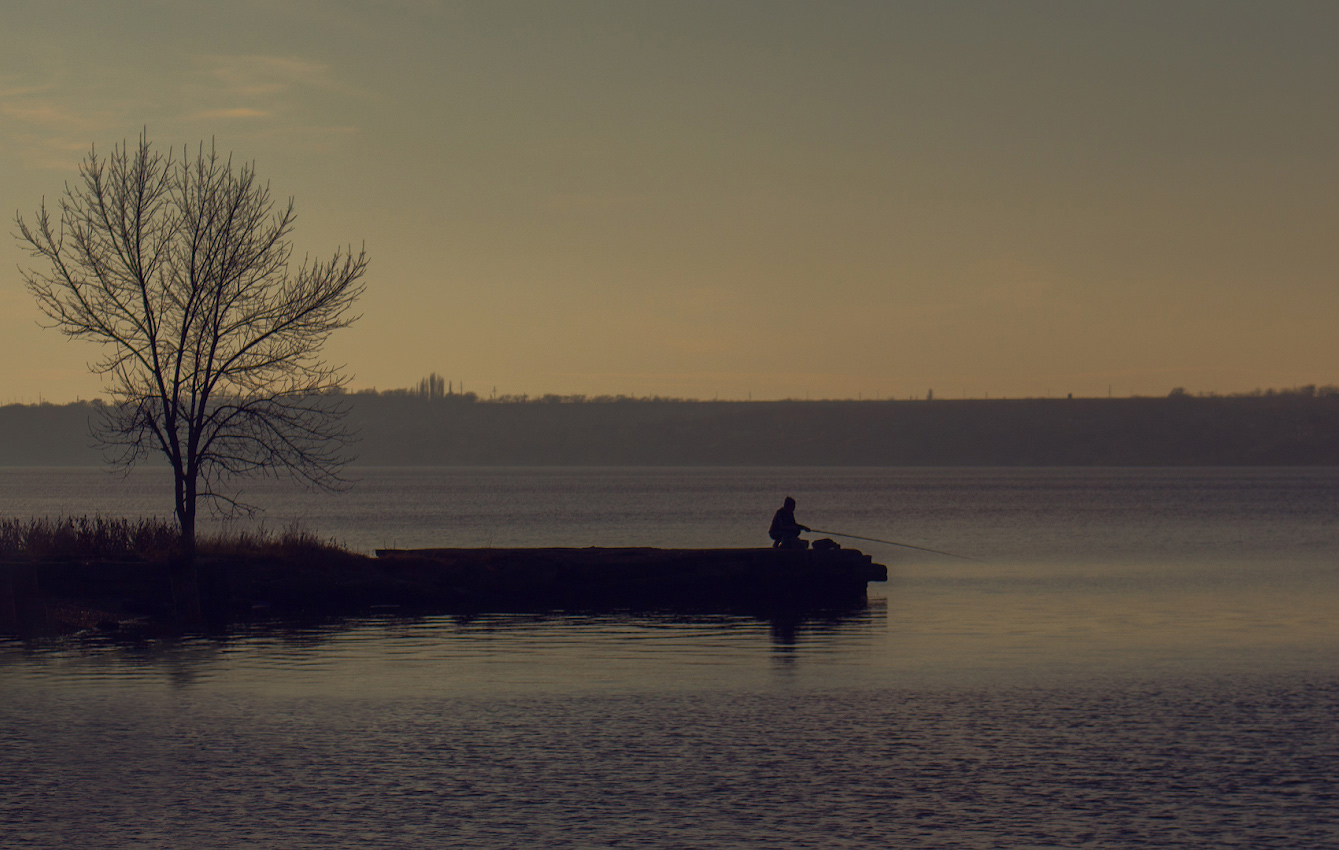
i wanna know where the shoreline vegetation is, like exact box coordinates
[0,516,366,637]
[0,516,348,564]
[4,384,1339,466]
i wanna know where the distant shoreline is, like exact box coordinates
[4,395,1339,466]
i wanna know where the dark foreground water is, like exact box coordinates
[2,467,1337,848]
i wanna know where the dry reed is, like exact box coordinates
[0,516,349,561]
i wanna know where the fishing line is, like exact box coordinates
[808,529,980,561]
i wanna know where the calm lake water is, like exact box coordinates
[2,467,1338,848]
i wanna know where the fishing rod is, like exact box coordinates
[807,529,980,562]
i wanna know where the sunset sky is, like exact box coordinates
[3,1,1337,402]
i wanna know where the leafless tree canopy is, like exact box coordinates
[16,134,367,553]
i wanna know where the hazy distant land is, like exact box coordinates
[3,387,1336,467]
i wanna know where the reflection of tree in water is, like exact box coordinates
[0,632,234,689]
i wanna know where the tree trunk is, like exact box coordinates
[171,472,202,627]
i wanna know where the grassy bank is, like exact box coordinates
[0,515,352,563]
[2,516,367,637]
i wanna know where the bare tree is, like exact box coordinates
[16,133,367,564]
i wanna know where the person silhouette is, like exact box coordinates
[769,496,810,549]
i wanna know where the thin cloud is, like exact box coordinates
[0,80,127,169]
[0,96,86,128]
[0,82,56,99]
[198,54,353,99]
[0,74,84,127]
[190,107,273,121]
[183,54,369,139]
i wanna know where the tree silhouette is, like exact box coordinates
[16,133,367,566]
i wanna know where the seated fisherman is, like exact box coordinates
[769,496,811,549]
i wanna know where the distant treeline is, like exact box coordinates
[357,374,1339,405]
[6,391,1337,466]
[352,371,688,405]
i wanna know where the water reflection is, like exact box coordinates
[0,601,886,694]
